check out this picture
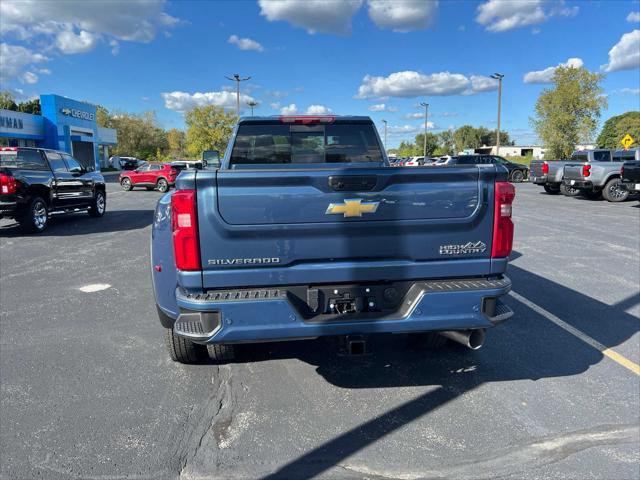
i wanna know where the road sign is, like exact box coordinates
[621,134,635,149]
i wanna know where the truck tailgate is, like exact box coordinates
[195,166,501,289]
[563,164,585,181]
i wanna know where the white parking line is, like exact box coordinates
[509,290,640,376]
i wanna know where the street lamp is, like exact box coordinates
[419,101,429,157]
[490,73,504,155]
[225,73,251,116]
[247,100,258,116]
[382,119,387,149]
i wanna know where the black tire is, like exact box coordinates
[510,170,525,183]
[408,332,448,349]
[602,178,629,203]
[145,186,155,191]
[156,178,169,193]
[88,189,106,217]
[560,183,580,197]
[120,177,133,191]
[164,328,203,363]
[543,184,561,194]
[206,344,235,363]
[18,196,48,233]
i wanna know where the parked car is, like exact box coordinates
[562,148,640,202]
[443,155,528,182]
[404,156,425,166]
[620,160,640,194]
[0,147,106,233]
[112,156,145,170]
[530,149,614,196]
[119,163,178,192]
[151,115,515,364]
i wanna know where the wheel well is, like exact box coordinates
[156,176,168,183]
[28,185,52,206]
[96,183,105,192]
[606,174,621,182]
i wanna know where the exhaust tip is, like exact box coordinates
[467,329,485,350]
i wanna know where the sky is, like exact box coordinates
[1,0,639,148]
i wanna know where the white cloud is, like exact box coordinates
[0,0,180,55]
[269,102,281,110]
[21,71,38,84]
[367,0,438,32]
[369,103,398,112]
[440,111,458,117]
[109,39,119,55]
[628,11,640,23]
[602,30,640,72]
[404,112,424,119]
[161,90,256,113]
[258,0,363,34]
[265,89,288,98]
[0,43,48,83]
[387,124,420,134]
[228,34,264,52]
[55,29,98,54]
[306,104,333,115]
[356,70,498,99]
[614,88,640,95]
[470,75,499,92]
[523,57,583,84]
[280,103,298,115]
[476,0,577,33]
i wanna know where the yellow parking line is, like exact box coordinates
[509,290,640,376]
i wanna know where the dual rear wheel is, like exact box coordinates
[164,328,235,364]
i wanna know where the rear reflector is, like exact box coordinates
[279,115,335,124]
[491,182,516,258]
[541,162,549,174]
[0,173,17,194]
[582,164,591,177]
[171,189,201,271]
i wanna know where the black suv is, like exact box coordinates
[0,147,106,233]
[448,155,529,182]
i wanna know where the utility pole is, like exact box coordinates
[490,73,504,155]
[247,100,258,116]
[419,101,429,157]
[382,119,387,149]
[225,73,251,116]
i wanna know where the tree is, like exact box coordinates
[596,111,640,149]
[453,125,483,152]
[108,111,168,159]
[16,98,40,115]
[0,91,17,110]
[414,132,439,156]
[532,66,606,159]
[437,130,455,155]
[185,105,236,158]
[167,128,186,158]
[96,105,112,128]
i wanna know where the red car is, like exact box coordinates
[119,163,178,192]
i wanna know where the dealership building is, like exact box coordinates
[0,94,117,171]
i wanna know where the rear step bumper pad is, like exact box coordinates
[174,277,512,344]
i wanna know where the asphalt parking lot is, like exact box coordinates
[1,180,638,479]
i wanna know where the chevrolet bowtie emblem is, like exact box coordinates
[326,199,379,218]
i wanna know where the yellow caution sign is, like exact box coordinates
[621,133,635,149]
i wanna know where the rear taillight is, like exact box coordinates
[620,165,624,177]
[541,162,549,174]
[170,168,178,176]
[0,173,17,194]
[171,189,201,271]
[582,165,591,177]
[491,182,516,258]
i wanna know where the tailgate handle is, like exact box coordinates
[328,175,377,191]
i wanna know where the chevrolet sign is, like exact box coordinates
[60,107,95,121]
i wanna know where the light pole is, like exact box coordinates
[382,119,387,149]
[225,73,251,116]
[247,100,258,116]
[419,101,429,157]
[491,73,504,155]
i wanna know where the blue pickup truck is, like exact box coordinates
[151,116,515,363]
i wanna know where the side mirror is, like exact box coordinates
[70,166,84,176]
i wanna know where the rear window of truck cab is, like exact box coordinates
[229,122,383,166]
[0,149,48,170]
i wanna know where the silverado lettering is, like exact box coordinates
[151,115,516,364]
